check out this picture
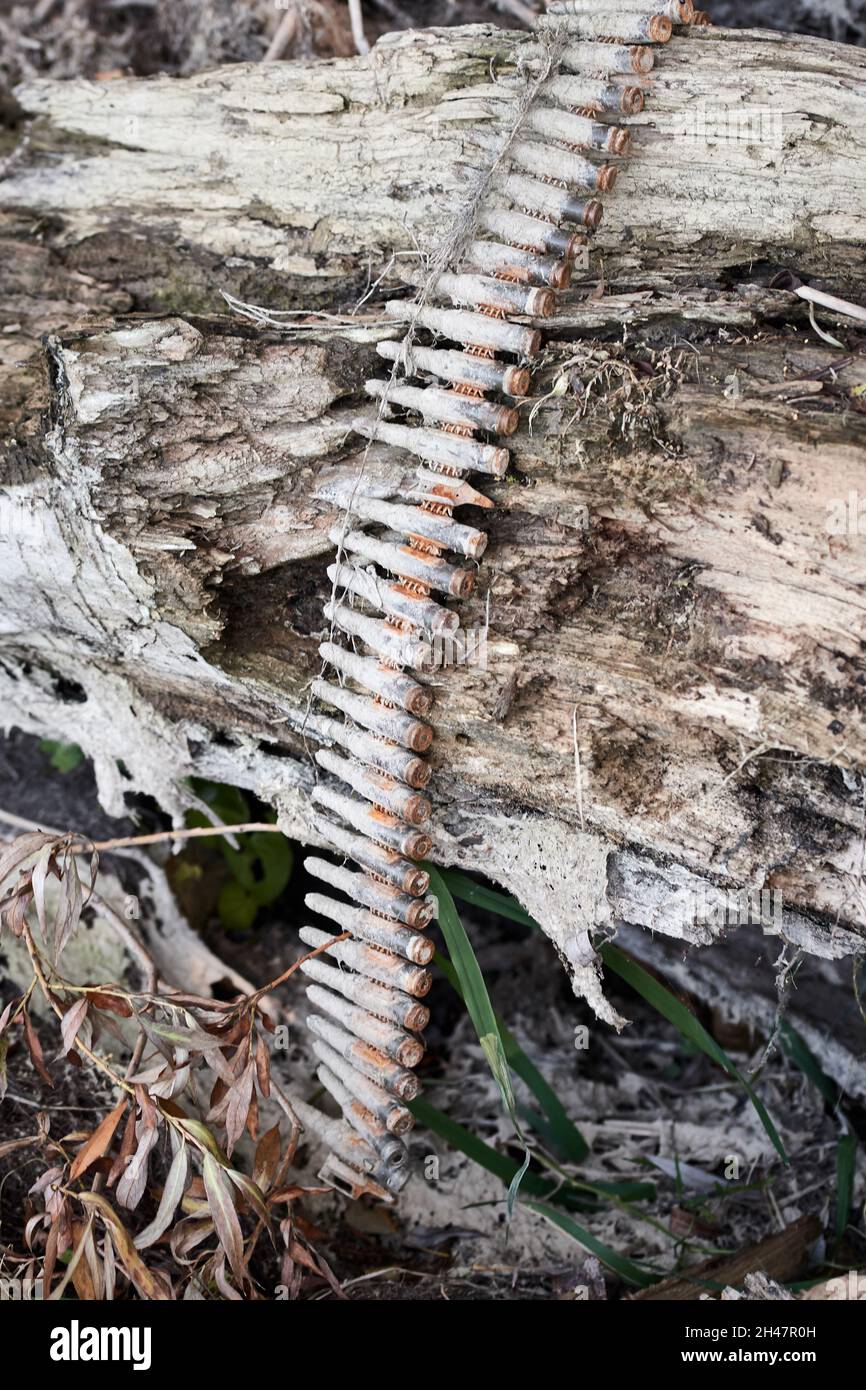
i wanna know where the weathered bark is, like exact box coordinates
[1,24,865,1018]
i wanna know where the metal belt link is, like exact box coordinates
[296,0,711,1203]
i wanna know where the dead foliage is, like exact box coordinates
[0,828,346,1300]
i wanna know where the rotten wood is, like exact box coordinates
[631,1213,821,1300]
[0,23,864,1027]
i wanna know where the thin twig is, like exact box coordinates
[795,284,866,326]
[83,823,282,852]
[572,706,586,833]
[348,0,369,54]
[263,5,300,61]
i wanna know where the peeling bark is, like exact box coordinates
[0,24,864,1004]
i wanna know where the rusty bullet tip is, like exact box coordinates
[406,689,434,718]
[562,232,584,261]
[450,569,475,598]
[412,937,436,965]
[406,868,430,896]
[406,758,432,789]
[405,793,432,825]
[630,45,655,73]
[406,1003,430,1031]
[503,365,531,397]
[525,329,543,358]
[584,199,604,230]
[621,86,645,115]
[607,126,630,156]
[648,14,673,43]
[549,259,572,290]
[408,725,434,753]
[398,1038,425,1068]
[526,287,556,319]
[597,163,618,193]
[497,404,520,435]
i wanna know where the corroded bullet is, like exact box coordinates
[318,640,433,717]
[301,954,430,1032]
[306,982,426,1069]
[306,860,436,931]
[377,339,531,395]
[326,560,460,634]
[312,814,430,897]
[300,925,433,998]
[313,678,433,753]
[308,1015,421,1102]
[315,747,432,825]
[332,529,476,600]
[312,784,432,860]
[384,299,542,357]
[336,492,489,559]
[365,376,519,434]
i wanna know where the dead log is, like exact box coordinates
[631,1213,821,1300]
[1,23,865,1020]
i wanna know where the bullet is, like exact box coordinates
[315,747,432,825]
[318,640,433,717]
[365,376,519,434]
[377,338,531,396]
[306,982,426,1068]
[300,954,430,1032]
[300,925,433,998]
[327,559,460,634]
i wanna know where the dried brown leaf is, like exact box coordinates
[115,1125,158,1211]
[69,1100,127,1181]
[30,846,53,942]
[0,832,57,890]
[53,851,83,960]
[254,1032,271,1099]
[202,1153,245,1284]
[22,1007,53,1087]
[108,1103,138,1187]
[225,1060,255,1159]
[135,1140,189,1250]
[253,1124,281,1194]
[87,990,133,1019]
[226,1169,269,1225]
[246,1086,259,1142]
[60,997,89,1056]
[77,1192,171,1300]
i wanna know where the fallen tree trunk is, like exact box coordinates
[1,23,865,1021]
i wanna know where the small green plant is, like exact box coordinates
[185,780,293,932]
[412,867,802,1284]
[39,739,84,773]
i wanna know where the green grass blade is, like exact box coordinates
[410,1098,655,1210]
[835,1134,857,1246]
[523,1202,657,1288]
[409,1097,553,1199]
[438,868,537,929]
[779,1020,839,1107]
[425,866,516,1119]
[434,950,589,1164]
[599,944,788,1164]
[441,869,788,1166]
